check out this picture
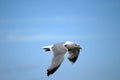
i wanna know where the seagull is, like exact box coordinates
[42,41,82,76]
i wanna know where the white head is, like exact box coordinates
[63,41,82,49]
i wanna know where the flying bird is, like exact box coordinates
[42,41,82,76]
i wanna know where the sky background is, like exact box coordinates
[0,0,120,80]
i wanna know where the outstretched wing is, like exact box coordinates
[68,48,80,63]
[47,44,67,76]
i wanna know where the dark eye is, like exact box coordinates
[64,45,67,47]
[74,44,77,46]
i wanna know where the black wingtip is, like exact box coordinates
[68,56,78,63]
[47,65,60,76]
[47,70,50,76]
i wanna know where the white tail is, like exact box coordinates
[42,45,53,51]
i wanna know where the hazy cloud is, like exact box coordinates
[97,2,120,8]
[0,33,103,42]
[0,17,97,23]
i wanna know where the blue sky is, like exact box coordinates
[0,0,120,80]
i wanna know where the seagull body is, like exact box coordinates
[42,41,82,76]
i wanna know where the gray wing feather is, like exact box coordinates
[47,44,67,76]
[68,48,80,63]
[47,54,64,76]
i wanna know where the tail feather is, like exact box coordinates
[43,48,50,51]
[42,45,53,51]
